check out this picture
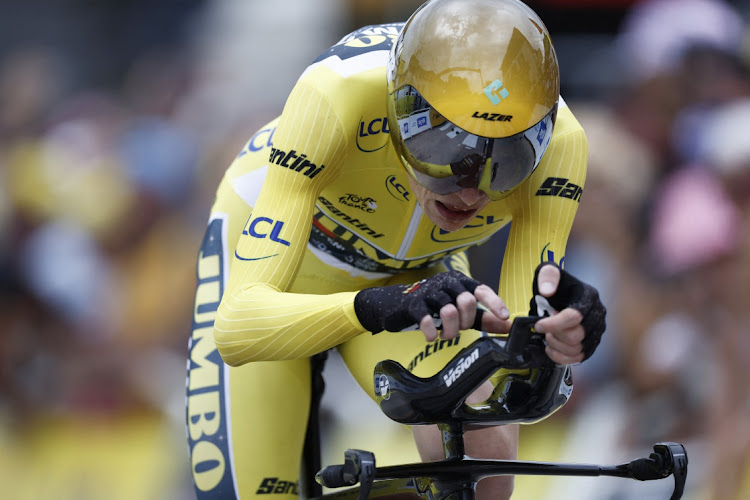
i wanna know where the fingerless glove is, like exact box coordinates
[354,271,481,333]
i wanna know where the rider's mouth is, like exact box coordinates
[435,201,479,222]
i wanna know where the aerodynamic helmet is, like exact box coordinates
[387,0,560,200]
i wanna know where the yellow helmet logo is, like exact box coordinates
[483,80,510,105]
[387,0,559,139]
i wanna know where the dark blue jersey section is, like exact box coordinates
[313,23,404,63]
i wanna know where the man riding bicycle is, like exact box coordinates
[185,1,606,499]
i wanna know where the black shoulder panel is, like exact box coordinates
[313,23,404,63]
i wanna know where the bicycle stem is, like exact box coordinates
[439,422,466,460]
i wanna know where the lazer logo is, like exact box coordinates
[385,175,410,201]
[472,111,513,122]
[443,348,480,387]
[356,117,389,152]
[242,216,291,246]
[339,193,377,212]
[483,79,509,105]
[535,177,583,202]
[269,148,325,178]
[256,477,299,495]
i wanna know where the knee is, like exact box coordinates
[464,424,519,460]
[476,475,514,500]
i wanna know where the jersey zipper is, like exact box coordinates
[395,203,423,260]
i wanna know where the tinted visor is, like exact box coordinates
[392,85,556,200]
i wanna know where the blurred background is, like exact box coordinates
[1,0,749,499]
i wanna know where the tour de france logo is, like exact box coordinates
[338,193,378,213]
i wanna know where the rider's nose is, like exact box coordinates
[455,188,487,206]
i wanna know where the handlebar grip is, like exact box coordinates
[628,457,667,481]
[315,465,353,488]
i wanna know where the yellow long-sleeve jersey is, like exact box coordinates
[208,23,588,366]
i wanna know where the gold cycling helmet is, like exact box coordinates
[387,0,560,201]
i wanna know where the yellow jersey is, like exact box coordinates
[186,22,588,499]
[208,23,588,366]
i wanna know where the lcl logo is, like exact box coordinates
[385,175,410,202]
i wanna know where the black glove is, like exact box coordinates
[528,263,607,361]
[354,271,481,333]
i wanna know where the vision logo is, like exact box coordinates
[443,348,480,387]
[483,80,509,105]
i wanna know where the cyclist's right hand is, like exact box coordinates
[353,270,511,342]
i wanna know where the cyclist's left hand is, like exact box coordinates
[529,263,607,365]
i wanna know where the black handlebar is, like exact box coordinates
[315,316,689,499]
[317,442,688,500]
[373,316,573,426]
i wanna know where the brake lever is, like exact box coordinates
[626,442,688,499]
[505,315,543,356]
[655,442,688,500]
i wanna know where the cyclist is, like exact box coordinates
[185,1,606,499]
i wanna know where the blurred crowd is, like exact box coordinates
[0,0,749,499]
[541,1,750,498]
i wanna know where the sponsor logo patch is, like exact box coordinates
[356,117,390,152]
[535,177,583,202]
[385,175,410,201]
[339,193,377,212]
[430,214,504,243]
[483,79,510,105]
[472,111,513,122]
[186,217,236,498]
[268,148,325,178]
[256,477,299,496]
[443,348,480,387]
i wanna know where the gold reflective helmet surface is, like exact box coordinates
[387,0,560,199]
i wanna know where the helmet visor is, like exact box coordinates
[391,85,556,200]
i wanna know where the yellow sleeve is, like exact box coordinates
[444,250,472,277]
[213,81,365,366]
[498,108,588,317]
